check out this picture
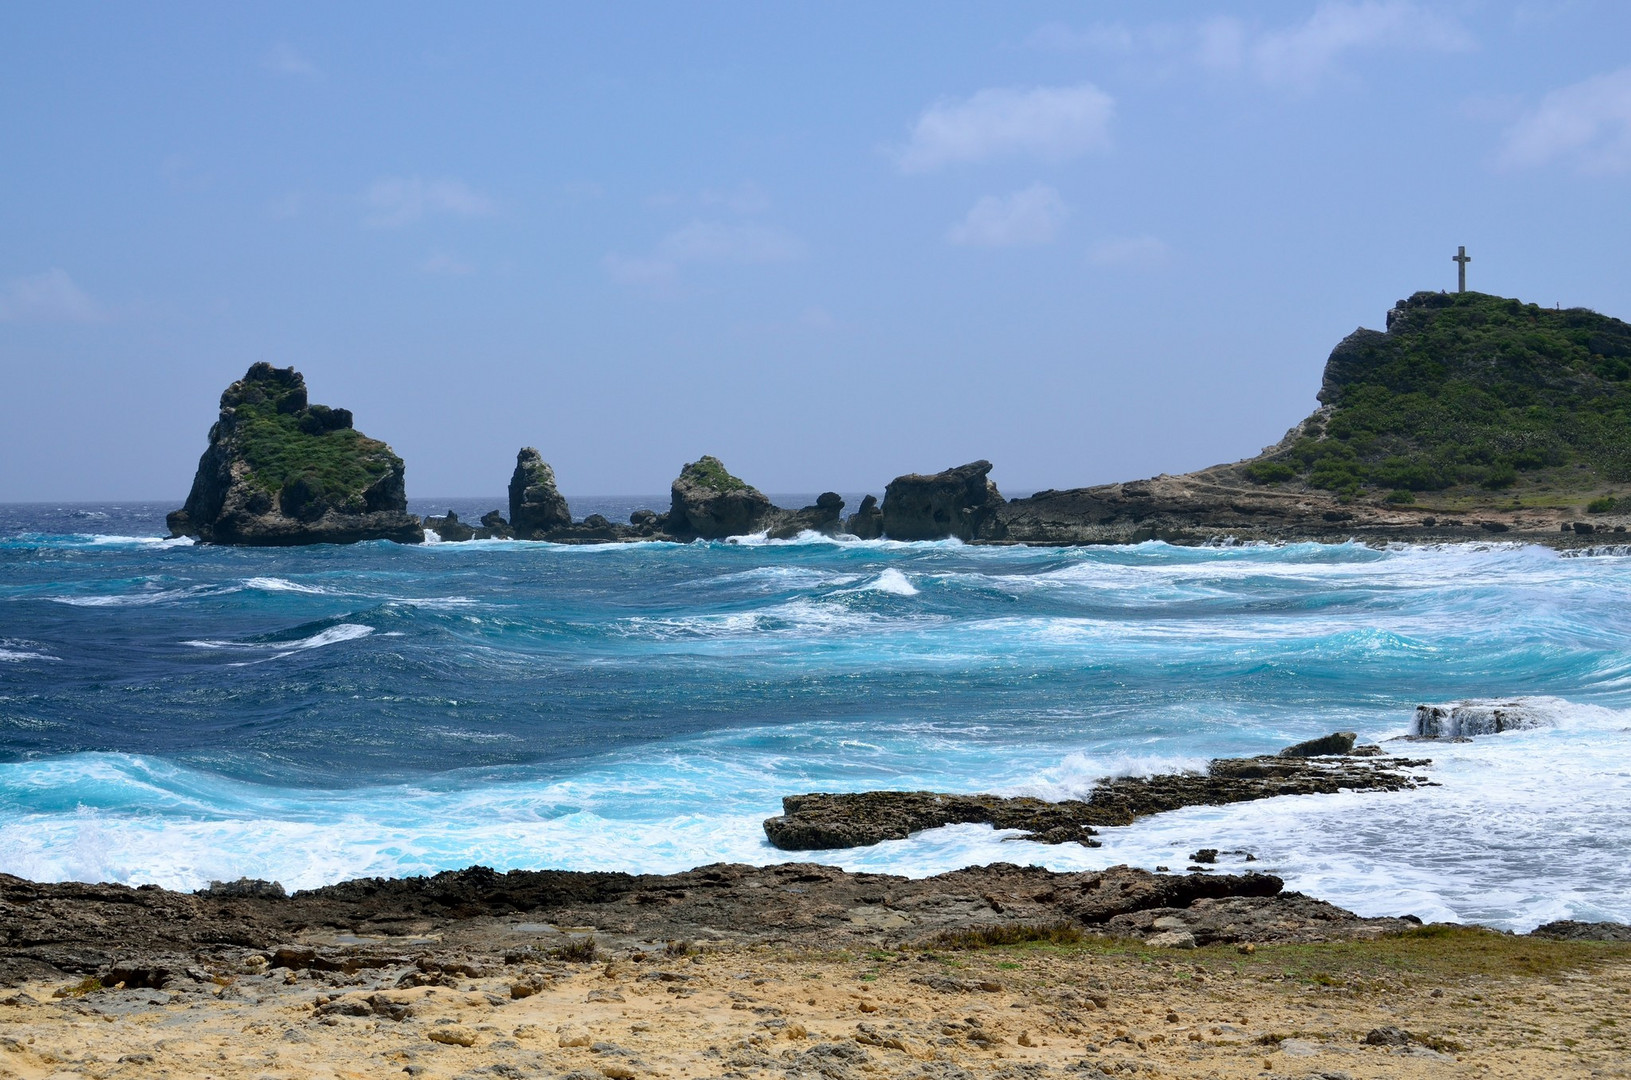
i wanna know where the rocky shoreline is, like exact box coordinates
[762,735,1431,852]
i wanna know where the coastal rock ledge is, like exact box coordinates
[167,364,422,546]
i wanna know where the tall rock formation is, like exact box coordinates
[667,456,774,540]
[881,460,1006,541]
[166,364,422,546]
[508,449,572,539]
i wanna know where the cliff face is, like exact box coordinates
[167,364,422,546]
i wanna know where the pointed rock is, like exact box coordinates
[508,449,571,539]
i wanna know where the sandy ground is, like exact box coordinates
[1,940,1626,1080]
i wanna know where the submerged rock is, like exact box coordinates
[667,456,774,540]
[508,448,572,539]
[167,363,422,546]
[881,460,1005,541]
[1412,700,1552,737]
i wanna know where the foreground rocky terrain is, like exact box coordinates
[0,862,1626,1079]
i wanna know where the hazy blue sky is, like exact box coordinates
[4,2,1630,501]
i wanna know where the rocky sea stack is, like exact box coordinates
[667,455,775,540]
[167,364,422,546]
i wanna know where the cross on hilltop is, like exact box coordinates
[1453,245,1470,293]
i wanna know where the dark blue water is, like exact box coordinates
[2,501,1629,929]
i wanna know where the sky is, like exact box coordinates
[3,2,1630,502]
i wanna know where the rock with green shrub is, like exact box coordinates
[1245,291,1631,498]
[167,363,422,545]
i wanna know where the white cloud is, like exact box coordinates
[947,185,1071,248]
[364,177,496,228]
[896,84,1114,173]
[419,253,476,276]
[1499,67,1631,174]
[604,221,805,287]
[1247,2,1473,87]
[1088,236,1171,270]
[0,269,101,323]
[263,42,319,80]
[1030,4,1471,89]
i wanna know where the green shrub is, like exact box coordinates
[1244,461,1297,484]
[1385,489,1416,504]
[1587,496,1621,514]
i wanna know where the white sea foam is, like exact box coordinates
[0,649,60,663]
[243,576,332,594]
[184,623,375,663]
[856,568,919,596]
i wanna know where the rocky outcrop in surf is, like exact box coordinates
[1411,700,1552,738]
[845,494,884,539]
[508,448,573,540]
[881,460,1006,541]
[667,456,774,540]
[166,364,422,546]
[762,737,1430,851]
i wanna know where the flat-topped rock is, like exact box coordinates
[763,736,1431,851]
[881,460,1006,541]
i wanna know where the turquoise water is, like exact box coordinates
[2,501,1628,930]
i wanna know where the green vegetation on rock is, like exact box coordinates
[226,370,393,507]
[680,455,750,493]
[1246,291,1631,501]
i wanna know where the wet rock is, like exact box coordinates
[1278,732,1356,757]
[769,492,846,540]
[476,510,514,540]
[667,456,774,540]
[1412,700,1552,737]
[881,461,1005,541]
[765,750,1430,851]
[763,791,1102,851]
[844,495,884,540]
[509,449,572,539]
[424,509,476,542]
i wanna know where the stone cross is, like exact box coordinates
[1453,245,1470,293]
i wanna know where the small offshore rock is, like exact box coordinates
[509,448,573,539]
[1278,731,1356,757]
[1412,700,1552,738]
[199,877,287,899]
[844,494,884,539]
[881,460,1005,541]
[667,456,773,540]
[424,509,476,542]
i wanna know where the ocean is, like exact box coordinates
[1,498,1628,932]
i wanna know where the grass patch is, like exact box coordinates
[548,935,599,963]
[680,455,751,494]
[930,921,1086,950]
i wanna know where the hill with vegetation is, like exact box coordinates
[1244,291,1631,507]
